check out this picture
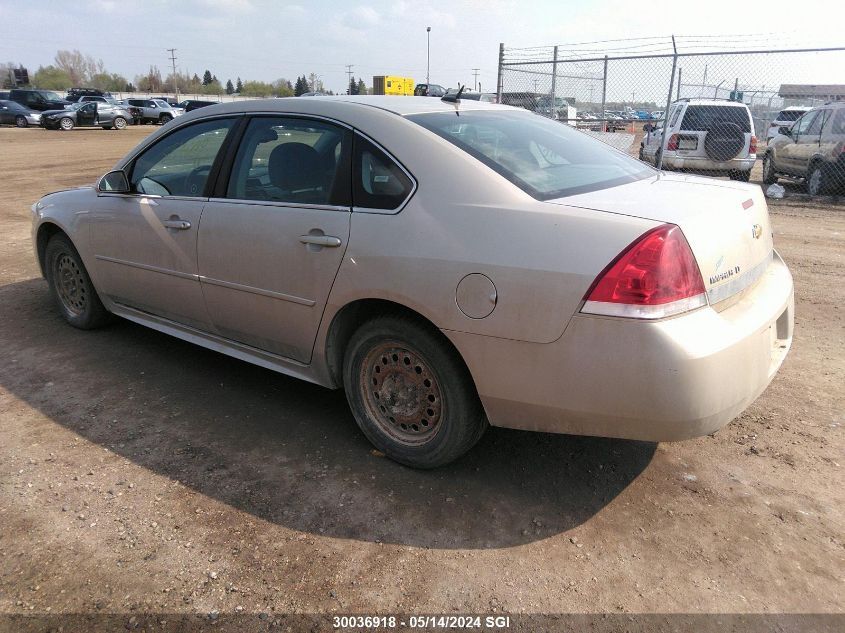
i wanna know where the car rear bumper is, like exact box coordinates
[663,155,756,172]
[444,251,793,442]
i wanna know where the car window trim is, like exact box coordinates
[351,130,418,215]
[211,112,354,208]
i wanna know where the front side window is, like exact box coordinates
[806,110,828,136]
[130,118,235,197]
[793,111,819,136]
[226,116,351,206]
[408,110,653,200]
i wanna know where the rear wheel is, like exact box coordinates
[343,315,487,468]
[112,116,127,130]
[14,115,28,128]
[762,153,778,185]
[44,234,111,330]
[807,164,830,196]
[59,117,74,131]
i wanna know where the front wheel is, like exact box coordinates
[59,117,74,131]
[807,164,830,196]
[762,153,778,185]
[343,315,487,468]
[15,115,28,128]
[159,114,172,124]
[44,234,111,329]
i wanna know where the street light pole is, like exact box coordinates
[426,26,431,86]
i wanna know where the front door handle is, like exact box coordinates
[299,235,342,247]
[163,219,191,230]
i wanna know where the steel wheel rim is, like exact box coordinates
[809,169,822,195]
[15,116,26,128]
[60,118,73,130]
[360,342,444,445]
[55,253,87,316]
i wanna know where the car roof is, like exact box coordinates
[181,95,506,119]
[676,99,749,107]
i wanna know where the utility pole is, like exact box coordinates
[345,64,354,94]
[167,48,178,101]
[471,68,480,92]
[426,26,431,85]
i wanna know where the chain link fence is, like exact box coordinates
[497,40,845,196]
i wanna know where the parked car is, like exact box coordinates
[31,96,793,468]
[765,106,811,142]
[762,102,845,195]
[177,99,218,112]
[0,90,9,100]
[40,101,132,130]
[122,99,185,124]
[66,88,113,102]
[443,91,497,104]
[78,95,121,105]
[640,98,756,181]
[651,110,664,120]
[413,83,446,97]
[9,88,70,112]
[0,99,42,127]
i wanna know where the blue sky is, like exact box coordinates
[0,0,840,93]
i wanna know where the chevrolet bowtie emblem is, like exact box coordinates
[752,224,763,239]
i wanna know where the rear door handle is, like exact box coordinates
[162,219,191,230]
[299,235,342,247]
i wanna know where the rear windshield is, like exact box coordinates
[776,110,806,122]
[407,111,654,200]
[681,105,751,133]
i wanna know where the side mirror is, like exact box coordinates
[779,126,791,137]
[98,170,130,193]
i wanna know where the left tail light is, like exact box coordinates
[750,135,758,153]
[581,224,707,319]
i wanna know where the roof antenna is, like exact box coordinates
[441,84,465,103]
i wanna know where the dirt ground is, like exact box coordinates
[0,125,843,631]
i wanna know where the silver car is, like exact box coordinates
[31,97,794,468]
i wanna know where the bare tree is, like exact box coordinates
[54,50,102,86]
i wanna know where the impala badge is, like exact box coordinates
[752,224,763,239]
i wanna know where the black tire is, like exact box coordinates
[343,315,487,468]
[159,114,173,124]
[15,115,28,128]
[729,169,751,182]
[807,163,830,196]
[44,234,111,330]
[762,153,778,185]
[704,121,745,162]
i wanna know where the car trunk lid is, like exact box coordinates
[547,173,774,306]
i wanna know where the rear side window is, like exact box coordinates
[681,106,751,133]
[829,110,845,135]
[353,135,413,211]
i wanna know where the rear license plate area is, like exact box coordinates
[678,136,698,150]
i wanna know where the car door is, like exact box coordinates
[197,115,352,363]
[77,102,97,126]
[89,116,239,330]
[793,108,828,170]
[0,102,11,124]
[781,110,818,174]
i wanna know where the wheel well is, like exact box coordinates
[36,223,66,277]
[324,299,477,392]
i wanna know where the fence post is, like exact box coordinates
[496,43,504,104]
[677,67,682,100]
[600,55,608,132]
[550,45,558,118]
[657,35,678,171]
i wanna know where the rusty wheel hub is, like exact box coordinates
[361,343,443,445]
[55,254,87,317]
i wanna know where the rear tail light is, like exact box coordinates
[581,224,708,319]
[666,133,679,151]
[750,135,758,153]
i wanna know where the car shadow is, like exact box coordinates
[0,278,656,549]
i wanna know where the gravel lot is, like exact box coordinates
[0,125,842,631]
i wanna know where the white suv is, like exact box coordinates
[640,99,757,181]
[765,106,810,142]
